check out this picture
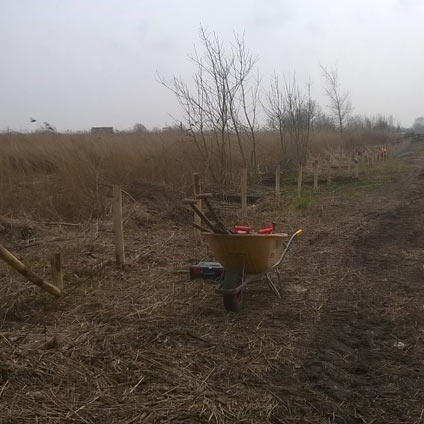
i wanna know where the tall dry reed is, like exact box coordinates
[0,128,393,221]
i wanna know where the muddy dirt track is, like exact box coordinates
[289,143,424,423]
[1,143,423,423]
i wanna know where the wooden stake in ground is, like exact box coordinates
[241,168,248,220]
[327,159,332,185]
[192,173,202,243]
[297,164,303,197]
[50,253,63,290]
[0,243,61,297]
[354,159,359,178]
[112,185,125,268]
[275,164,281,208]
[313,160,319,192]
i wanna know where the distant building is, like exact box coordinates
[91,127,114,134]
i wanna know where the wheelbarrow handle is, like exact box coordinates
[271,229,302,269]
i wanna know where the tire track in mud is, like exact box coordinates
[281,147,424,423]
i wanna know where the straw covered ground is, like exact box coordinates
[0,144,423,423]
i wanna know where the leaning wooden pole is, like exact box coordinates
[112,185,125,269]
[0,243,61,297]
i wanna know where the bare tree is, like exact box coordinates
[232,35,260,170]
[133,123,148,133]
[160,71,216,179]
[413,117,424,134]
[283,76,316,197]
[320,65,352,135]
[159,26,260,183]
[313,108,334,131]
[264,74,287,160]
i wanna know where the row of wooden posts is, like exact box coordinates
[222,146,392,224]
[0,147,392,297]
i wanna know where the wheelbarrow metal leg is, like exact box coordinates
[265,272,282,299]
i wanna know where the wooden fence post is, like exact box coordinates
[241,168,248,220]
[112,185,125,269]
[313,160,319,192]
[297,164,303,197]
[192,173,202,243]
[327,159,332,185]
[275,165,281,208]
[50,253,63,290]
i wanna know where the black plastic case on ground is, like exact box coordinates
[189,262,224,280]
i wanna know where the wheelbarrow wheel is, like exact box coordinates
[223,291,243,312]
[221,268,244,312]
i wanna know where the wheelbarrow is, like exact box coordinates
[182,194,302,312]
[203,230,302,312]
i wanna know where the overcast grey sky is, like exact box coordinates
[0,0,422,131]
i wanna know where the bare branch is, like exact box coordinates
[320,64,352,134]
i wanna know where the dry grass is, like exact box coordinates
[0,131,198,221]
[0,136,421,423]
[0,129,394,221]
[1,147,423,422]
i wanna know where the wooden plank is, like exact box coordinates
[112,185,125,268]
[0,243,61,297]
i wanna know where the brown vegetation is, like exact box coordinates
[0,138,422,423]
[0,128,394,222]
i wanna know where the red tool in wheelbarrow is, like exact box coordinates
[183,194,302,312]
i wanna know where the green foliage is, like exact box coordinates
[292,195,311,210]
[280,158,404,217]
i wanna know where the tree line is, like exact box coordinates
[158,26,402,185]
